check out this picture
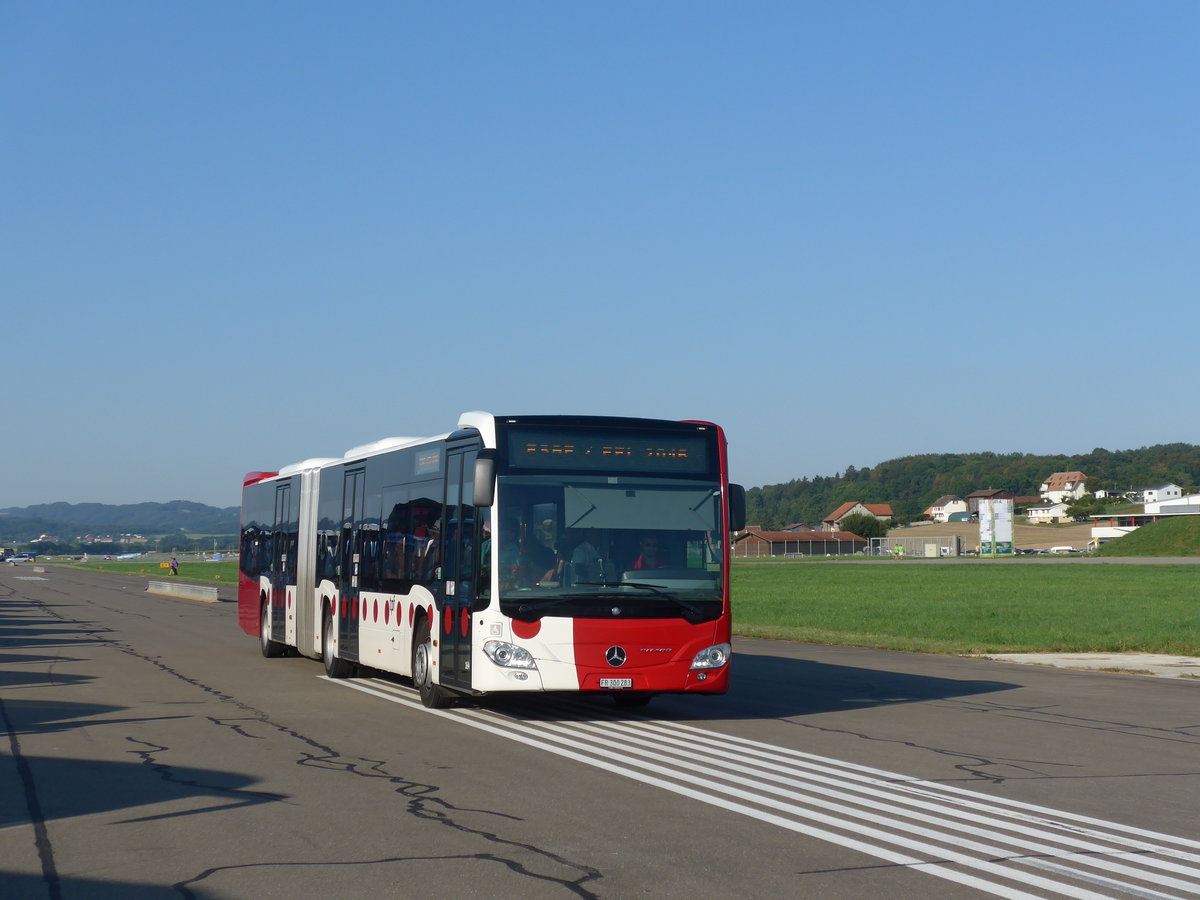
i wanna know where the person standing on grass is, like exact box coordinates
[170,556,179,576]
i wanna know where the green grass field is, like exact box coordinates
[732,561,1200,655]
[57,557,1199,656]
[57,558,240,584]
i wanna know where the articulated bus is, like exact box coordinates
[238,412,745,708]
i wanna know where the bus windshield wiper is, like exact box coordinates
[515,596,585,614]
[514,589,625,613]
[612,582,703,615]
[515,584,708,617]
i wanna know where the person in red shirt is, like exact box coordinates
[630,536,669,570]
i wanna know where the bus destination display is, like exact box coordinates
[505,428,711,474]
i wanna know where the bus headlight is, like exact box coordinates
[484,640,538,670]
[690,643,731,670]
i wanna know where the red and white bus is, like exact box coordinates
[238,412,745,708]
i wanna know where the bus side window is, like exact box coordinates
[412,500,441,585]
[382,487,412,592]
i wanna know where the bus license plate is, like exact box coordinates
[600,678,633,689]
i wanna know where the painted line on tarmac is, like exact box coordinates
[322,676,1200,900]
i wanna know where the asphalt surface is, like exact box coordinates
[3,565,1198,899]
[982,651,1200,679]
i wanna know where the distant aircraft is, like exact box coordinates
[116,552,143,559]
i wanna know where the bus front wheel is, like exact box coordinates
[412,618,453,709]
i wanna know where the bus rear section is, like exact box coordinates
[238,461,328,659]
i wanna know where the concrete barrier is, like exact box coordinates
[146,580,219,603]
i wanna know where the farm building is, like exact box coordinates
[966,489,1015,514]
[734,527,867,558]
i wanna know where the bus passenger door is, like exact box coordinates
[269,481,291,646]
[439,445,479,691]
[339,468,366,662]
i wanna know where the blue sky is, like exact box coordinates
[3,2,1196,509]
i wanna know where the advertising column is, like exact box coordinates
[979,498,1014,557]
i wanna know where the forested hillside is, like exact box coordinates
[0,501,238,541]
[746,444,1200,530]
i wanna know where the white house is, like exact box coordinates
[1145,491,1199,514]
[927,495,968,523]
[1026,500,1071,524]
[1039,471,1088,503]
[1136,483,1183,505]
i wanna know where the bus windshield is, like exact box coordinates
[494,474,725,622]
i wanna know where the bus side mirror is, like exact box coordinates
[473,450,498,507]
[728,483,746,533]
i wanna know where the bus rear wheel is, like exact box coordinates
[322,607,353,678]
[412,617,453,709]
[260,600,286,658]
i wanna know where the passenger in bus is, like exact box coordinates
[495,516,522,590]
[569,528,609,584]
[526,518,561,585]
[412,506,439,582]
[629,535,670,570]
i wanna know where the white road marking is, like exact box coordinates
[323,676,1200,899]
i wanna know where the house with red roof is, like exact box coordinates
[821,501,894,532]
[1039,472,1089,503]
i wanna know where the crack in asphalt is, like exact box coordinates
[117,736,292,823]
[779,715,1078,783]
[6,588,605,898]
[772,691,1200,786]
[172,851,601,899]
[0,689,62,900]
[948,697,1200,745]
[199,711,603,896]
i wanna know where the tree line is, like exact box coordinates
[0,500,238,548]
[746,444,1200,531]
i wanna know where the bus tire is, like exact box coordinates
[260,599,286,658]
[412,617,453,709]
[322,607,353,678]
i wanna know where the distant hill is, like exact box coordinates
[0,501,238,541]
[746,443,1200,530]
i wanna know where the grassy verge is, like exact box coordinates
[54,559,240,584]
[732,561,1200,655]
[56,557,1200,656]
